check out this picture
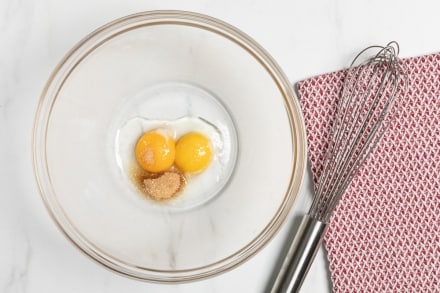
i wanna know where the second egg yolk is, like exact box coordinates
[175,132,213,173]
[135,130,175,173]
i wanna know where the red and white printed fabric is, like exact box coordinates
[297,52,440,292]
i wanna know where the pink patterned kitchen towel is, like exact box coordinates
[297,52,440,292]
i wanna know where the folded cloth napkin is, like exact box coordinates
[297,52,440,292]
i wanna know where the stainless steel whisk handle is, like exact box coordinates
[270,215,327,293]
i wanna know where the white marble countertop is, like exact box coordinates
[2,1,440,292]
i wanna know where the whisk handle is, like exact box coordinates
[270,215,327,293]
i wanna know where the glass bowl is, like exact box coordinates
[33,10,306,282]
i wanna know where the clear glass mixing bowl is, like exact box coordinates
[33,10,306,282]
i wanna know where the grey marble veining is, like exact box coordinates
[3,230,32,293]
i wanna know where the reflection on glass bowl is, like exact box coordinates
[33,11,306,282]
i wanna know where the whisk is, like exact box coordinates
[270,42,407,292]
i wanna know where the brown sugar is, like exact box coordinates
[143,171,184,200]
[130,164,186,201]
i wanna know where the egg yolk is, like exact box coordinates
[135,130,175,173]
[175,132,213,173]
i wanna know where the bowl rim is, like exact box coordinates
[32,10,307,283]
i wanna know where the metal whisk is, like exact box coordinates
[271,42,407,292]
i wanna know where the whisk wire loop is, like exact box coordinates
[309,42,407,222]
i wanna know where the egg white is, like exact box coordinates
[115,116,231,208]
